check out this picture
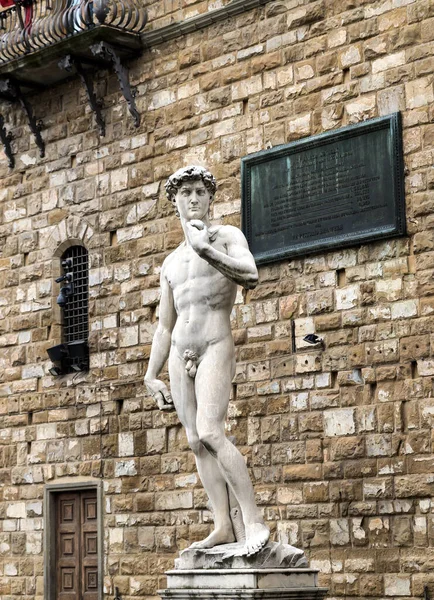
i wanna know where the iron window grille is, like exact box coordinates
[61,245,89,373]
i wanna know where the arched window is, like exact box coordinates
[49,245,89,375]
[63,245,88,335]
[62,245,89,372]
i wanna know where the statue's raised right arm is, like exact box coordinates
[185,219,258,290]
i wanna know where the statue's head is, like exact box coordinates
[165,166,217,211]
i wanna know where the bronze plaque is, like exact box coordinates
[241,113,405,265]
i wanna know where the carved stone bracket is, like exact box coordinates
[0,78,45,158]
[0,114,14,168]
[90,41,140,127]
[58,55,106,137]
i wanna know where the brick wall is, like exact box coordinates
[0,0,434,598]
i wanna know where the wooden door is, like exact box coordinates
[56,490,98,600]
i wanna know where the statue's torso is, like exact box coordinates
[164,233,237,357]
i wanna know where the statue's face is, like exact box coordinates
[174,180,212,221]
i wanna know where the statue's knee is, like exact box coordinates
[188,434,201,455]
[198,430,221,457]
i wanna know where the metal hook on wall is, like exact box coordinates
[58,55,106,137]
[0,114,14,168]
[90,41,140,128]
[0,78,45,158]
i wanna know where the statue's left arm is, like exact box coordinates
[186,221,258,289]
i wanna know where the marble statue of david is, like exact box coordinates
[145,166,270,556]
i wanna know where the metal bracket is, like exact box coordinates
[0,114,14,168]
[0,78,45,157]
[59,55,105,137]
[90,41,140,127]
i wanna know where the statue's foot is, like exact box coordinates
[188,525,236,550]
[243,522,270,556]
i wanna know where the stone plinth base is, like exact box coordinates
[160,568,328,599]
[159,542,327,600]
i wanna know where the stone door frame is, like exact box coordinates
[44,480,104,600]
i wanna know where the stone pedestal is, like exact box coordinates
[160,567,327,599]
[159,543,328,600]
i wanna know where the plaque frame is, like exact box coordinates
[241,113,405,265]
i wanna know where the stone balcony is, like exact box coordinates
[0,0,147,89]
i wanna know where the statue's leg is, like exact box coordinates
[226,437,246,542]
[194,338,270,555]
[168,349,235,549]
[228,485,245,543]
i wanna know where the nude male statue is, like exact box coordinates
[144,166,270,556]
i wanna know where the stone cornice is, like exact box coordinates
[141,0,271,47]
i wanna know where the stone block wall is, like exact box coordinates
[0,0,433,598]
[144,0,233,29]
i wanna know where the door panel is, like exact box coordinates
[81,493,98,600]
[55,490,98,600]
[56,494,80,600]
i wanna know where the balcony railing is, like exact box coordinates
[0,0,147,64]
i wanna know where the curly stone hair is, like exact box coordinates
[165,166,217,206]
